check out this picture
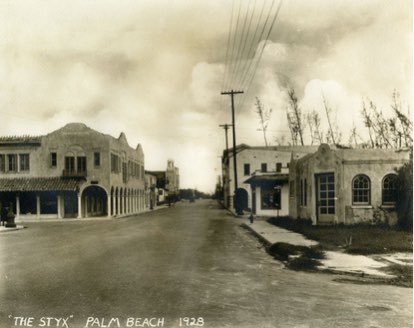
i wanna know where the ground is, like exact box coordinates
[0,200,412,328]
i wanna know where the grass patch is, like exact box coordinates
[287,256,322,271]
[384,264,413,288]
[267,242,325,271]
[268,217,413,255]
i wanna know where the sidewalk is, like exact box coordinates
[0,225,25,232]
[241,218,410,279]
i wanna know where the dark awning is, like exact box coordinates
[244,174,289,185]
[0,177,83,192]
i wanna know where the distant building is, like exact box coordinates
[147,159,180,204]
[0,123,146,220]
[289,144,410,225]
[222,144,317,216]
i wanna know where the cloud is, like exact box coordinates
[0,0,411,192]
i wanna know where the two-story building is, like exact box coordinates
[289,144,410,225]
[148,159,180,204]
[222,144,317,216]
[0,123,146,220]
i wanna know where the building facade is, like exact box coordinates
[289,144,410,225]
[148,160,180,204]
[222,144,317,216]
[0,123,146,220]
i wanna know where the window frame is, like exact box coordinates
[50,152,57,168]
[382,174,397,205]
[19,153,30,172]
[94,152,101,167]
[352,174,371,205]
[243,163,250,176]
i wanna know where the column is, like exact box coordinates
[16,194,20,219]
[107,194,111,218]
[57,193,63,219]
[77,194,82,219]
[36,193,41,219]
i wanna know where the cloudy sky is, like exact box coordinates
[0,0,412,192]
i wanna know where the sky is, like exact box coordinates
[0,0,412,192]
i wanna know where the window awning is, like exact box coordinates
[0,177,83,192]
[244,174,289,185]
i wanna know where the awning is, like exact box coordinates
[244,174,289,185]
[0,177,83,192]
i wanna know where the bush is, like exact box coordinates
[267,242,306,261]
[286,256,322,271]
[396,154,413,230]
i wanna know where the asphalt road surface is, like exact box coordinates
[0,200,412,328]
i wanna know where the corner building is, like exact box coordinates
[0,123,146,220]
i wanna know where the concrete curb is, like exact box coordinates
[241,223,272,247]
[0,225,26,233]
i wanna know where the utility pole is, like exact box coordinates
[219,123,232,152]
[221,90,243,213]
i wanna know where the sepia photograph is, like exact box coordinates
[0,0,412,327]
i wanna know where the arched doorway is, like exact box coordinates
[82,185,108,217]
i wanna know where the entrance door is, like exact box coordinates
[315,173,335,224]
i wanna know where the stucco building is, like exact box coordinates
[289,144,410,225]
[0,123,146,220]
[222,144,317,216]
[148,159,180,204]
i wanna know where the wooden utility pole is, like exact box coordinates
[221,90,243,212]
[219,123,232,152]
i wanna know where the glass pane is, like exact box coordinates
[321,207,327,214]
[328,207,335,214]
[328,175,334,183]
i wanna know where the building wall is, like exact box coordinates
[290,144,410,225]
[223,145,317,211]
[0,123,147,219]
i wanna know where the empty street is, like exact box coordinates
[0,200,411,328]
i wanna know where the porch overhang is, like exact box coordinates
[244,174,289,189]
[0,177,83,192]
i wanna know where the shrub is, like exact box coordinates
[287,256,322,271]
[396,153,413,230]
[267,242,306,261]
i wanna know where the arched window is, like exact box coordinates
[382,174,397,205]
[352,175,370,205]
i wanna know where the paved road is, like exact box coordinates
[0,200,411,328]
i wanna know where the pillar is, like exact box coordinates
[77,194,82,219]
[16,194,20,219]
[107,194,111,218]
[57,193,63,219]
[36,193,41,218]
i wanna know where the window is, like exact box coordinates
[65,156,75,173]
[7,154,17,172]
[50,152,57,167]
[94,152,100,167]
[111,154,119,173]
[276,163,282,173]
[77,156,87,173]
[244,163,250,176]
[352,174,370,205]
[19,154,30,171]
[289,180,295,197]
[261,163,267,172]
[0,154,5,172]
[382,174,397,205]
[261,187,281,210]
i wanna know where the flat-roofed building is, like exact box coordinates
[0,123,146,220]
